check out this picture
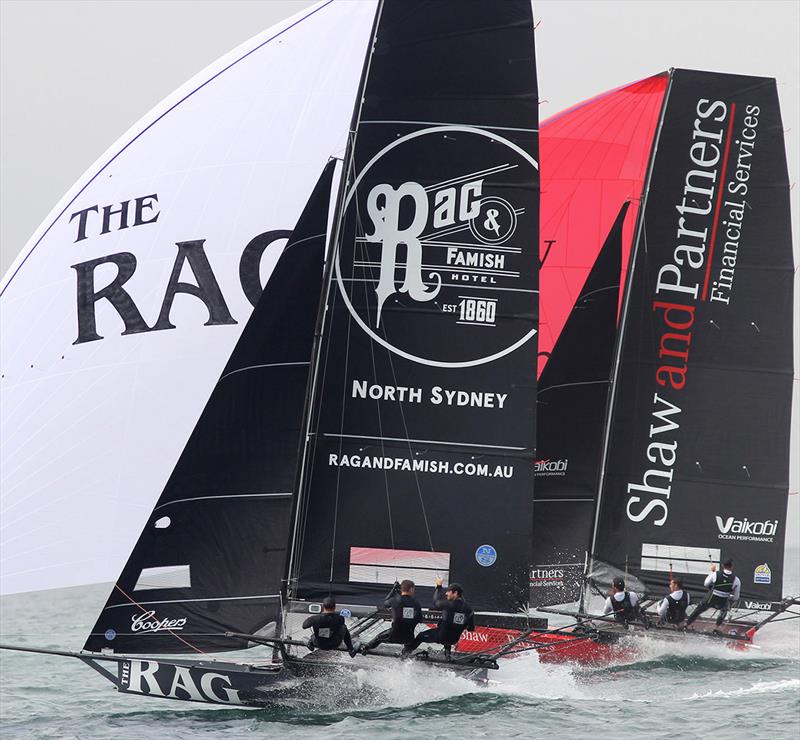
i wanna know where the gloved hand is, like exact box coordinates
[391,581,401,594]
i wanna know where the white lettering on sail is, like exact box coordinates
[366,182,440,326]
[130,610,188,633]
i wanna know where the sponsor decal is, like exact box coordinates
[753,563,772,584]
[475,545,498,567]
[623,97,766,530]
[104,629,116,641]
[529,567,566,587]
[328,453,513,479]
[120,659,242,704]
[335,126,538,368]
[745,600,774,611]
[534,458,568,476]
[716,516,778,543]
[130,610,187,634]
[339,608,352,618]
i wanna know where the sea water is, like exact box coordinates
[1,566,798,739]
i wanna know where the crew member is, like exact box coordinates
[657,577,690,625]
[685,559,741,628]
[603,577,641,625]
[302,597,357,657]
[405,578,475,660]
[361,579,423,655]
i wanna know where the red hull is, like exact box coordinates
[459,624,753,666]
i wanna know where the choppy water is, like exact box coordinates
[1,579,799,739]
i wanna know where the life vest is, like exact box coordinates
[665,590,689,622]
[609,591,635,621]
[438,598,474,643]
[310,612,345,649]
[712,570,735,599]
[389,595,422,640]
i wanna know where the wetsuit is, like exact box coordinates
[658,589,690,624]
[363,592,423,653]
[686,570,740,627]
[406,586,475,657]
[302,612,355,654]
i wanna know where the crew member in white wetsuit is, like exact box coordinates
[685,559,741,628]
[657,578,691,625]
[603,577,641,624]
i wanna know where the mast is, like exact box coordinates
[588,71,675,565]
[285,0,385,601]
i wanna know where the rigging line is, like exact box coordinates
[322,433,525,451]
[590,72,675,564]
[359,232,396,554]
[328,179,360,585]
[292,155,352,586]
[111,584,209,657]
[357,234,435,554]
[105,594,280,609]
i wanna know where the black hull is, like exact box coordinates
[0,644,489,708]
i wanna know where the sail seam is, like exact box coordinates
[361,119,538,133]
[104,593,280,609]
[154,493,292,511]
[322,432,525,451]
[219,362,310,382]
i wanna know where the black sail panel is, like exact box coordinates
[593,70,793,603]
[84,162,336,653]
[289,1,539,614]
[530,203,625,606]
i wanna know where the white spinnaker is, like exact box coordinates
[0,0,377,595]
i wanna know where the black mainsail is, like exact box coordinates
[591,70,794,605]
[530,203,625,607]
[287,0,540,614]
[85,162,336,654]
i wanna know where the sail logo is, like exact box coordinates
[715,516,778,542]
[130,610,188,633]
[753,563,772,585]
[534,458,568,476]
[335,125,538,368]
[366,181,443,327]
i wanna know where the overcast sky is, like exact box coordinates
[1,0,798,551]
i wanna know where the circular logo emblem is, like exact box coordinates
[339,608,352,618]
[334,126,538,368]
[475,544,497,567]
[104,628,117,641]
[469,197,517,245]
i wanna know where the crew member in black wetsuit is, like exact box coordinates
[685,559,741,628]
[405,578,475,660]
[302,597,357,657]
[657,578,691,625]
[603,577,641,625]
[361,579,423,655]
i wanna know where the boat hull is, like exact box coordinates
[463,620,754,666]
